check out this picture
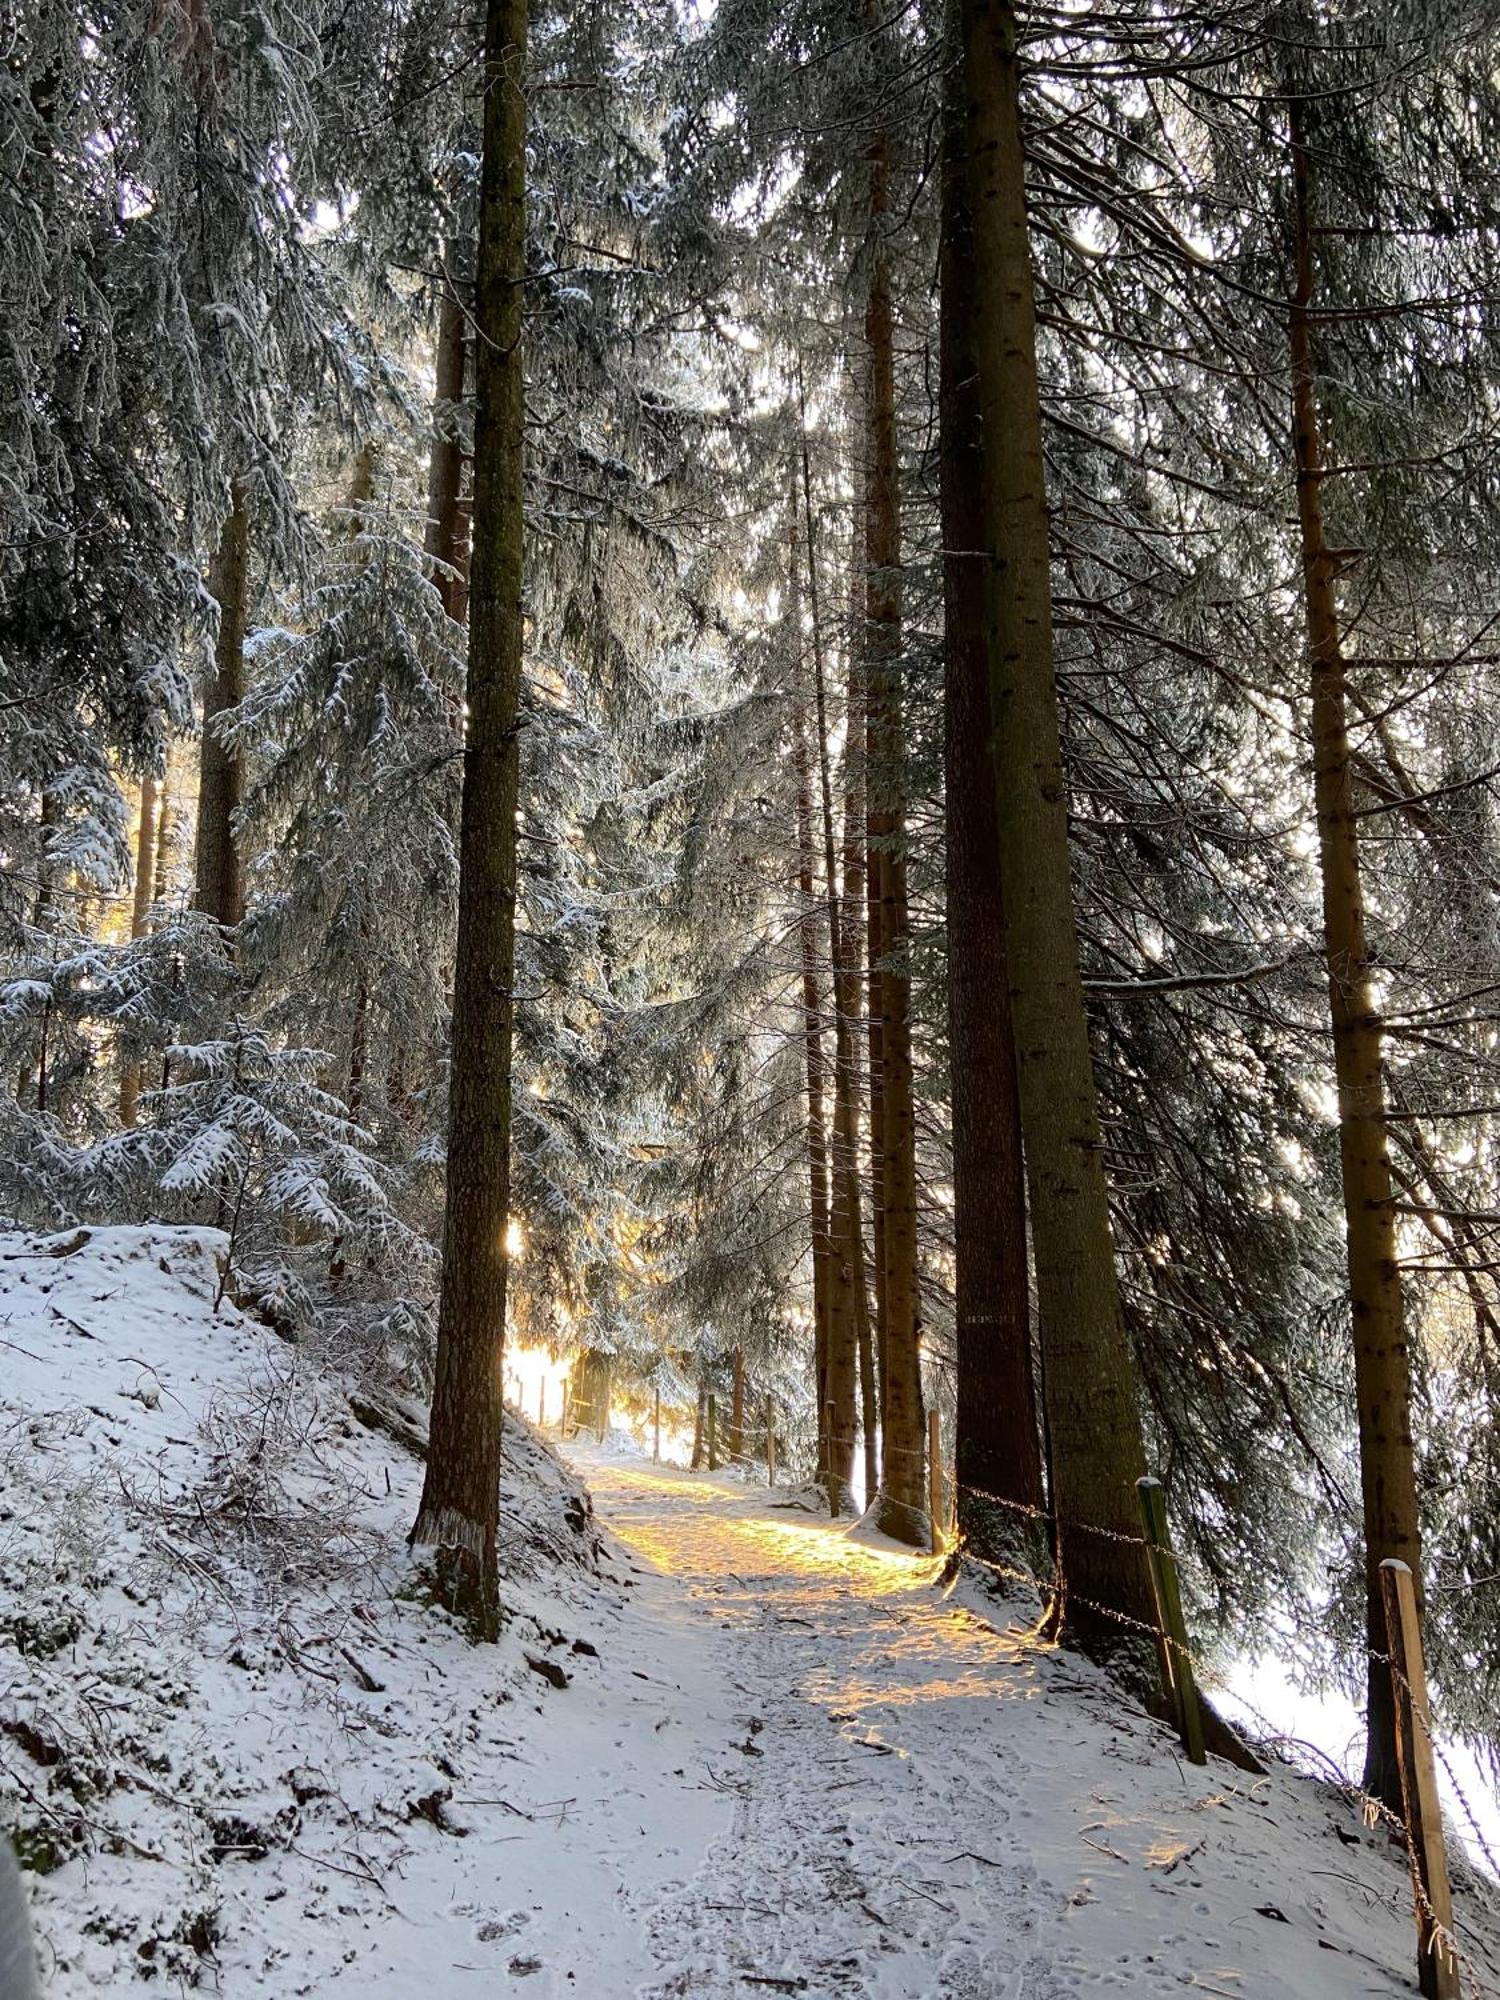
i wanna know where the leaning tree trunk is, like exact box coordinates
[193,485,249,932]
[940,0,1043,1548]
[863,115,927,1546]
[425,276,472,625]
[789,485,847,1507]
[119,771,159,1128]
[961,0,1156,1643]
[1288,104,1422,1815]
[410,0,528,1638]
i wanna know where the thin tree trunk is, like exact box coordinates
[410,0,528,1638]
[843,526,880,1504]
[194,485,249,931]
[1288,103,1421,1815]
[691,1377,707,1470]
[863,112,926,1545]
[801,407,877,1513]
[940,0,1043,1546]
[961,0,1156,1642]
[730,1346,745,1462]
[426,279,472,625]
[119,772,159,1127]
[18,792,58,1110]
[789,485,846,1508]
[153,761,173,905]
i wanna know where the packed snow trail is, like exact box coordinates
[571,1444,1500,2000]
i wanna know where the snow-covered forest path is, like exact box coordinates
[571,1445,1488,2000]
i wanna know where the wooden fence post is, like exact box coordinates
[653,1387,661,1463]
[537,1378,546,1429]
[560,1379,570,1438]
[928,1407,943,1555]
[707,1394,718,1471]
[1136,1477,1205,1765]
[766,1396,776,1487]
[1381,1559,1460,2000]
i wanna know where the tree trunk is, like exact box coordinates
[193,486,249,932]
[789,488,846,1508]
[691,1377,707,1470]
[730,1346,746,1462]
[153,761,173,905]
[863,120,926,1546]
[1288,103,1421,1815]
[939,0,1043,1547]
[119,772,159,1127]
[801,411,876,1515]
[18,792,58,1110]
[410,0,528,1638]
[843,530,881,1505]
[425,278,472,625]
[960,0,1156,1643]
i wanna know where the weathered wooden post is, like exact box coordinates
[653,1387,661,1463]
[707,1394,718,1471]
[1136,1477,1205,1765]
[537,1378,546,1429]
[927,1407,943,1554]
[1382,1559,1460,2000]
[561,1379,570,1438]
[766,1395,776,1487]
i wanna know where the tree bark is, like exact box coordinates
[193,486,249,932]
[1288,103,1422,1815]
[843,523,880,1505]
[863,116,926,1545]
[940,0,1043,1546]
[789,486,846,1508]
[425,278,472,625]
[410,0,528,1638]
[119,772,159,1127]
[153,762,173,905]
[691,1376,707,1470]
[960,0,1156,1642]
[802,411,878,1515]
[730,1345,746,1462]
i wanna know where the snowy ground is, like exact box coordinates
[0,1226,733,1995]
[571,1446,1500,2000]
[3,1226,1498,1996]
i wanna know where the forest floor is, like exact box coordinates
[3,1224,1499,1997]
[572,1444,1500,2000]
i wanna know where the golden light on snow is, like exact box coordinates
[588,1459,1047,1748]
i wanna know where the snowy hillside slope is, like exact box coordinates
[5,1225,1500,1999]
[0,1226,733,1995]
